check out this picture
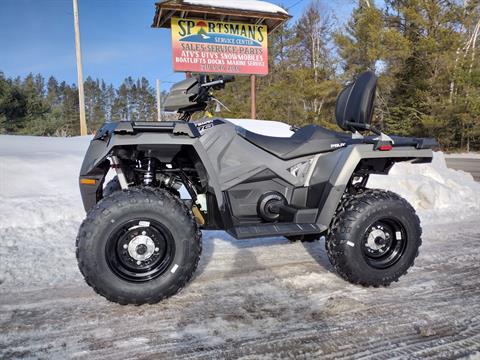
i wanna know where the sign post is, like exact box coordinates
[251,75,256,119]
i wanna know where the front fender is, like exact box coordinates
[78,122,223,213]
[79,138,112,212]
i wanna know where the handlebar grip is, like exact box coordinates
[222,75,235,83]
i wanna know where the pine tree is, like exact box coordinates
[384,0,465,139]
[47,76,60,106]
[0,74,28,132]
[335,0,388,75]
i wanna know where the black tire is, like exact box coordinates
[103,176,121,198]
[286,234,321,243]
[326,189,421,287]
[76,188,202,305]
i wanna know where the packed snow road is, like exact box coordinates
[1,223,480,359]
[1,127,480,359]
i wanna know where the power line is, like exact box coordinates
[287,0,306,10]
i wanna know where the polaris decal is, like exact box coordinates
[195,119,224,134]
[330,142,347,149]
[196,120,215,133]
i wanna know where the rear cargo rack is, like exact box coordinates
[112,121,200,138]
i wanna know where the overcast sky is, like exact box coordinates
[0,0,355,91]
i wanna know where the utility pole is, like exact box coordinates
[156,79,162,121]
[73,0,87,136]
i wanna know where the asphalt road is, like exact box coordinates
[446,158,480,181]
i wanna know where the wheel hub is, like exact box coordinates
[136,244,148,255]
[366,229,388,251]
[127,235,156,261]
[362,218,407,269]
[106,219,175,283]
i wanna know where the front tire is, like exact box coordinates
[103,176,121,198]
[76,188,202,305]
[326,189,421,287]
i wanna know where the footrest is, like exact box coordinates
[279,205,318,223]
[228,223,325,240]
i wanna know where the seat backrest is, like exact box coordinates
[335,71,377,132]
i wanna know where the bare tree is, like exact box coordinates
[295,1,334,82]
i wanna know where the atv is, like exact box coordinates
[77,71,436,305]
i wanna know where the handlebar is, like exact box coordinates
[200,75,235,89]
[222,75,235,83]
[168,74,235,121]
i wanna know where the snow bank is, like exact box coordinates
[0,135,92,289]
[369,152,480,224]
[0,135,91,228]
[183,0,288,15]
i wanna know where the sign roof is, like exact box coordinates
[153,0,291,32]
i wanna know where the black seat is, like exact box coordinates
[237,71,378,159]
[237,125,351,160]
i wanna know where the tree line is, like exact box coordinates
[1,0,480,150]
[0,72,162,136]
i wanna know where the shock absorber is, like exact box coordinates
[138,157,157,186]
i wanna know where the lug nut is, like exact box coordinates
[136,261,141,265]
[155,247,159,252]
[123,244,128,249]
[142,231,146,235]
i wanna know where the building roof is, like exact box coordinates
[152,0,291,32]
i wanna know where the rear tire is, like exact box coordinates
[76,188,202,305]
[326,189,421,287]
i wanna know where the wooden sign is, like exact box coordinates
[171,17,268,75]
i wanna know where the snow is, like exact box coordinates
[182,0,288,15]
[369,152,480,224]
[0,135,91,229]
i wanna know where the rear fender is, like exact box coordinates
[316,144,433,228]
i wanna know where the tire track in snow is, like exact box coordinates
[1,222,480,359]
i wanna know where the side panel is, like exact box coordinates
[291,150,344,208]
[199,122,319,225]
[199,123,312,191]
[226,176,294,225]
